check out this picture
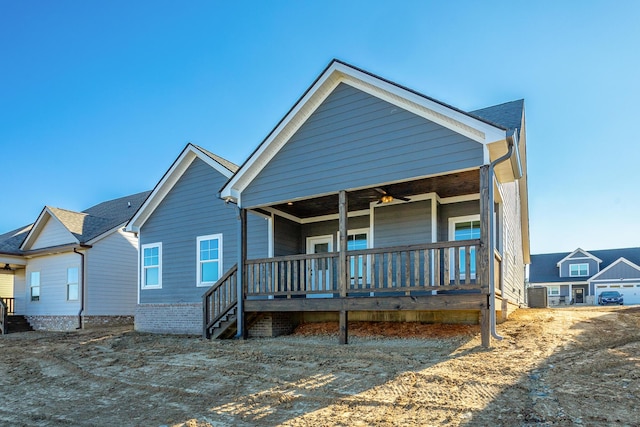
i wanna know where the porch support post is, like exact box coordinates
[479,165,491,348]
[338,190,349,345]
[237,208,248,339]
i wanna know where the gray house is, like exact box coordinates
[126,144,270,335]
[0,191,150,331]
[212,60,530,347]
[529,247,640,305]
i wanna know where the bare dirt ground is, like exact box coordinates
[1,306,639,427]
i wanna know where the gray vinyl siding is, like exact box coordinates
[437,200,479,241]
[23,252,81,316]
[301,215,370,250]
[13,270,25,314]
[242,83,484,208]
[374,201,431,247]
[85,229,138,315]
[274,216,301,256]
[559,259,599,278]
[30,217,76,250]
[139,157,242,304]
[498,181,526,304]
[247,212,270,260]
[592,262,640,281]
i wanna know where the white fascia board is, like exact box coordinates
[20,207,79,251]
[556,248,603,267]
[589,257,640,281]
[127,144,235,231]
[0,255,26,265]
[220,61,507,202]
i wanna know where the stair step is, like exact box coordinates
[4,315,33,333]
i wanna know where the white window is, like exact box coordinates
[30,271,40,302]
[141,243,162,289]
[67,267,79,301]
[449,215,480,278]
[569,263,589,277]
[340,229,369,285]
[548,286,560,296]
[197,234,222,287]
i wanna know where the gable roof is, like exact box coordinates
[529,247,640,283]
[589,257,640,282]
[556,248,603,266]
[470,100,525,137]
[1,191,151,254]
[220,59,516,204]
[126,143,238,232]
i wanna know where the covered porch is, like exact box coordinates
[205,166,502,346]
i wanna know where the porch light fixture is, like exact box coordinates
[287,202,293,206]
[380,195,394,203]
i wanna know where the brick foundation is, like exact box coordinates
[26,315,133,331]
[248,312,298,338]
[135,303,202,335]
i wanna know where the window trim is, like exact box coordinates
[336,228,370,285]
[196,234,223,287]
[30,271,41,302]
[141,242,162,289]
[548,285,560,296]
[569,263,589,277]
[66,266,79,301]
[448,215,481,279]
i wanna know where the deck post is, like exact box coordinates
[237,208,248,339]
[479,165,491,348]
[338,190,348,344]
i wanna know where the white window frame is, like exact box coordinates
[548,286,560,296]
[66,266,79,301]
[448,214,481,279]
[141,242,162,289]
[569,263,589,277]
[30,271,41,302]
[336,228,370,285]
[197,234,223,287]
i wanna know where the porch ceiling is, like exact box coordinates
[270,169,480,218]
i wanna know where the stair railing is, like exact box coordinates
[0,299,7,335]
[202,264,238,339]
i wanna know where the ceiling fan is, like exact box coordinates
[375,187,410,204]
[2,264,13,271]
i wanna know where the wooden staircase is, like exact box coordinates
[4,315,34,334]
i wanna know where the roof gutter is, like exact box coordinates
[488,130,518,341]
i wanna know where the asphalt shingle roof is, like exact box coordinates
[194,144,239,173]
[0,190,151,254]
[470,99,524,133]
[529,247,640,283]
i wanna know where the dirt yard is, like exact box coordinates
[1,306,639,426]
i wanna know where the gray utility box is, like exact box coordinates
[527,287,548,308]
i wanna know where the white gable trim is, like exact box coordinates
[20,207,79,251]
[556,248,603,267]
[85,222,130,246]
[589,257,640,282]
[126,144,235,231]
[220,61,507,204]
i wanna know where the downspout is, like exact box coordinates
[488,130,519,341]
[73,247,86,330]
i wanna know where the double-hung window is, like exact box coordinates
[67,267,79,301]
[345,230,369,285]
[569,263,589,277]
[197,234,222,287]
[141,243,162,289]
[30,271,40,302]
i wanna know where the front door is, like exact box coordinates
[573,288,584,304]
[306,236,333,297]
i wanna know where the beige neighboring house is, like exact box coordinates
[0,191,150,331]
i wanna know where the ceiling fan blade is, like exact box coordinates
[374,187,387,195]
[397,196,411,202]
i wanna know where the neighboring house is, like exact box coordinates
[0,191,150,330]
[125,144,270,335]
[529,247,640,305]
[209,59,530,347]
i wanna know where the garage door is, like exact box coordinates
[595,284,640,305]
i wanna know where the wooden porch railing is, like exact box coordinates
[1,297,14,315]
[202,264,238,339]
[245,239,483,298]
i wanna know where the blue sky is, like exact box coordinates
[1,1,638,254]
